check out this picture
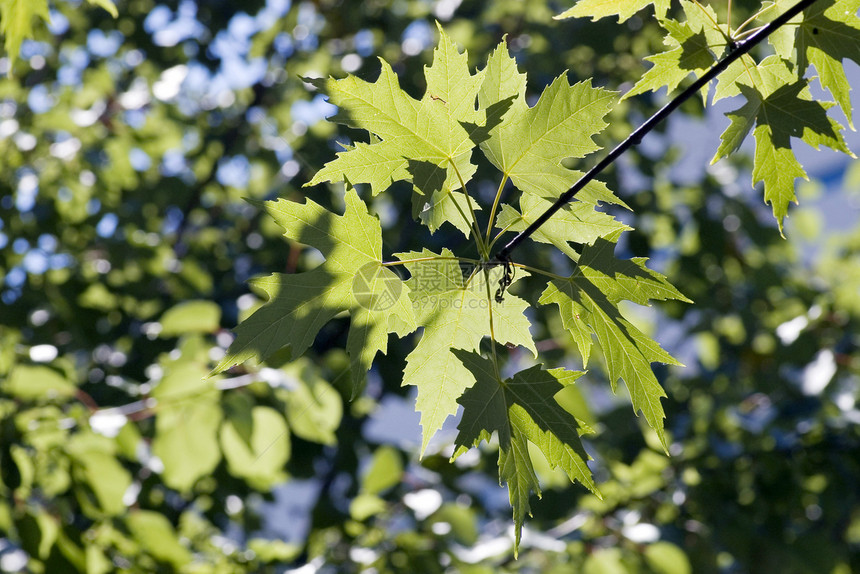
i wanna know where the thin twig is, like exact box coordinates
[734,2,779,36]
[449,159,488,257]
[485,174,509,245]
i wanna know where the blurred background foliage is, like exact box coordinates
[0,0,858,572]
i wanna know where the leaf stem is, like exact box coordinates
[485,174,509,247]
[738,53,760,90]
[487,219,520,254]
[448,159,488,258]
[733,25,768,41]
[734,3,778,36]
[482,265,501,376]
[512,262,568,282]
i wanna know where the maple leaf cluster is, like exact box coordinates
[216,25,691,546]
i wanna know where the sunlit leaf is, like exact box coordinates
[306,24,488,237]
[451,350,597,551]
[714,57,854,232]
[126,511,193,567]
[215,189,416,395]
[540,238,690,449]
[220,406,289,489]
[555,0,670,22]
[159,300,221,337]
[396,249,537,455]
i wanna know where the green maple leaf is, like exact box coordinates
[406,159,481,237]
[396,249,537,454]
[306,24,494,237]
[215,189,416,395]
[796,0,860,128]
[713,55,769,103]
[713,56,790,141]
[495,193,630,260]
[0,0,49,65]
[759,0,804,61]
[623,1,727,101]
[713,57,854,233]
[451,350,598,551]
[476,41,625,208]
[555,0,670,22]
[539,238,691,449]
[762,0,860,127]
